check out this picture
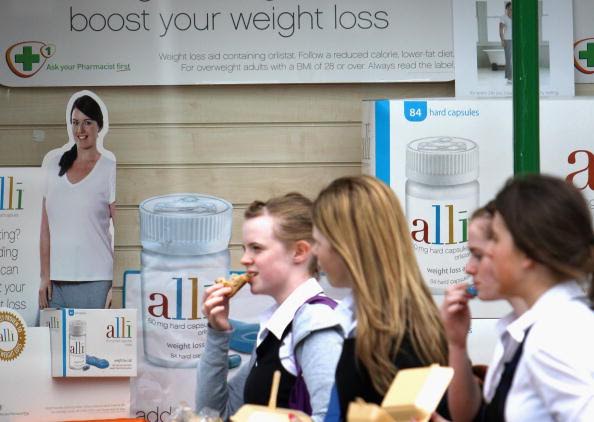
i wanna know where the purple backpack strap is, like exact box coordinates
[288,294,338,415]
[304,293,338,309]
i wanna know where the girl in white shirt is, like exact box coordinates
[440,203,527,422]
[484,174,593,421]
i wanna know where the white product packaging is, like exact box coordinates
[40,308,137,377]
[1,308,131,421]
[406,136,480,291]
[363,99,513,296]
[362,97,594,315]
[139,193,232,368]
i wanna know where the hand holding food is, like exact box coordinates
[215,273,254,298]
[465,284,478,298]
[202,273,254,331]
[440,283,472,349]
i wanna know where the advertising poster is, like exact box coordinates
[124,264,348,418]
[0,168,43,326]
[38,90,116,312]
[363,97,594,311]
[453,0,575,97]
[363,99,515,296]
[1,0,454,86]
[123,270,271,420]
[0,308,130,421]
[574,0,594,83]
[540,98,594,214]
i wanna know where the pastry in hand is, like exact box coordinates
[216,273,254,298]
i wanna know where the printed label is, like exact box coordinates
[406,196,476,292]
[141,253,227,368]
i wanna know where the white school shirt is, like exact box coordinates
[334,291,357,339]
[45,153,116,281]
[256,278,324,375]
[486,281,594,421]
[500,14,512,40]
[482,309,530,401]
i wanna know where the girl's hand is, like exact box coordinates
[441,283,473,349]
[202,282,233,331]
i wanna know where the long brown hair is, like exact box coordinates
[313,175,448,394]
[494,174,594,303]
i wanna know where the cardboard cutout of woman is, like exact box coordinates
[39,90,116,310]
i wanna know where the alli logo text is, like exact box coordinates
[0,309,26,362]
[0,176,24,210]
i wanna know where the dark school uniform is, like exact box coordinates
[334,336,450,421]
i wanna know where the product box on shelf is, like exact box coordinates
[362,97,594,317]
[40,308,137,377]
[362,99,514,298]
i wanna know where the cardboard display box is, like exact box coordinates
[40,308,137,377]
[348,365,453,422]
[363,98,594,314]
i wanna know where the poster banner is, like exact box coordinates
[0,309,130,421]
[1,0,455,86]
[123,268,349,418]
[453,0,575,97]
[363,98,594,299]
[0,168,43,326]
[574,0,594,83]
[123,270,270,420]
[363,99,514,296]
[540,98,594,212]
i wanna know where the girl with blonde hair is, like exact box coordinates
[311,175,448,421]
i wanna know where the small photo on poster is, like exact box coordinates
[453,0,575,97]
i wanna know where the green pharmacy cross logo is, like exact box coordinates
[578,42,594,68]
[575,37,594,75]
[14,46,40,71]
[5,41,55,78]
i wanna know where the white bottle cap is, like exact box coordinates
[69,320,86,336]
[406,137,479,186]
[139,194,233,255]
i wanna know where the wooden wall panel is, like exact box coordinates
[115,165,360,206]
[576,85,594,95]
[0,124,360,165]
[0,84,454,125]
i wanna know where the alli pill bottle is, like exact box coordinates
[139,194,232,368]
[406,137,479,293]
[69,319,87,370]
